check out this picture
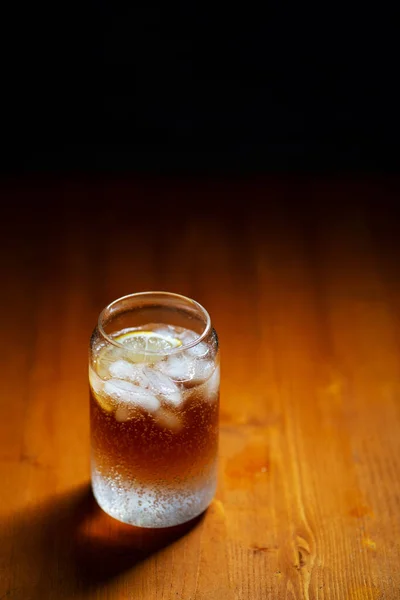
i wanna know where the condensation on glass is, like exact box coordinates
[89,292,220,528]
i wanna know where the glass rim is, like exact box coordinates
[97,291,212,355]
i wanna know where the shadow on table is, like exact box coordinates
[0,482,204,599]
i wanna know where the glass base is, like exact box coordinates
[91,470,217,528]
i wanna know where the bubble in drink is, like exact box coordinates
[90,319,219,527]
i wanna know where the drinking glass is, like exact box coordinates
[89,291,220,527]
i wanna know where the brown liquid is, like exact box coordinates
[90,385,219,487]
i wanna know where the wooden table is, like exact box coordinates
[1,176,400,599]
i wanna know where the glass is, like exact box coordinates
[89,291,220,528]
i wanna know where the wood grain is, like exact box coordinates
[1,176,400,599]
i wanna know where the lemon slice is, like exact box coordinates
[114,330,182,363]
[89,367,115,413]
[94,329,183,387]
[96,393,115,413]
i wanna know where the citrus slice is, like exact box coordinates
[114,330,182,363]
[96,393,115,414]
[89,367,115,413]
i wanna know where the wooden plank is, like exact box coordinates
[0,177,399,599]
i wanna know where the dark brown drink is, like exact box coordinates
[90,320,219,527]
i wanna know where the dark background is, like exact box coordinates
[1,4,399,174]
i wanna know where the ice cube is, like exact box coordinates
[89,367,104,396]
[177,329,197,343]
[154,407,183,432]
[143,368,182,406]
[153,325,176,337]
[158,354,215,388]
[205,365,220,398]
[185,342,209,358]
[158,354,196,382]
[109,360,147,385]
[104,379,160,413]
[115,405,133,422]
[95,345,125,378]
[192,359,214,383]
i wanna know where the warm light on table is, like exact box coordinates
[1,176,399,599]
